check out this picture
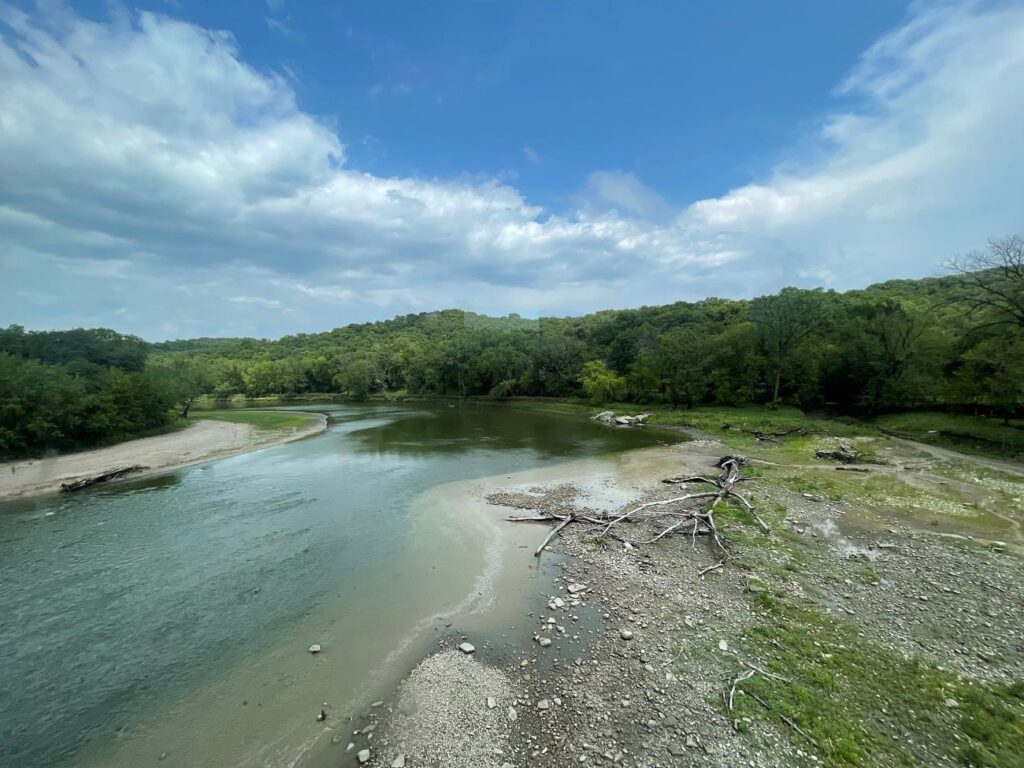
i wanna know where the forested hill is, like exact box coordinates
[3,240,1022,459]
[146,249,1023,417]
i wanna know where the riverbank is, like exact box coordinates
[0,412,326,501]
[358,423,1024,767]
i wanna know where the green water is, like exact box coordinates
[0,403,677,768]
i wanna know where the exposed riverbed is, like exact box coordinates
[0,403,681,768]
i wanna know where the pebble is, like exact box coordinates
[357,748,370,764]
[308,644,321,654]
[537,699,551,710]
[619,629,634,641]
[458,642,476,654]
[487,696,497,709]
[538,637,552,647]
[390,756,406,768]
[508,706,518,722]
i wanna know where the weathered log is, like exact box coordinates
[60,465,146,492]
[815,449,857,463]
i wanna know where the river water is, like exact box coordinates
[0,403,678,768]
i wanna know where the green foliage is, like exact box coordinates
[874,412,1024,459]
[581,360,626,404]
[0,348,176,458]
[135,267,1023,424]
[6,260,1024,456]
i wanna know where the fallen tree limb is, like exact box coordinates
[509,455,770,576]
[60,465,146,492]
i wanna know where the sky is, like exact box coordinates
[1,1,1023,341]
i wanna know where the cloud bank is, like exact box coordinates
[1,1,1023,338]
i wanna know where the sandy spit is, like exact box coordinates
[0,414,327,502]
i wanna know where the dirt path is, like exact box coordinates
[0,415,327,502]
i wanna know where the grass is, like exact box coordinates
[733,593,1024,767]
[190,409,319,431]
[873,412,1024,460]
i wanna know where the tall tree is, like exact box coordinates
[749,288,827,402]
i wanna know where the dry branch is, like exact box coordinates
[508,455,770,576]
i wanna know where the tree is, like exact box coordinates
[581,360,626,404]
[750,288,828,402]
[948,235,1024,329]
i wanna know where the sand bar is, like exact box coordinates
[0,414,327,502]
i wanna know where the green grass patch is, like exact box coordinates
[735,596,1024,767]
[191,409,319,431]
[873,412,1024,460]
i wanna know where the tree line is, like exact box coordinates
[151,237,1023,414]
[2,237,1021,458]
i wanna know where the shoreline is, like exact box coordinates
[0,412,328,503]
[354,433,1024,767]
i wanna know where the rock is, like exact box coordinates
[357,749,371,764]
[619,629,634,640]
[508,706,518,722]
[566,583,588,594]
[371,700,384,708]
[390,756,406,768]
[668,744,686,756]
[537,699,551,710]
[487,696,497,709]
[458,642,476,654]
[946,698,959,709]
[877,542,897,550]
[308,644,321,654]
[592,411,616,424]
[538,637,552,647]
[685,734,699,748]
[718,639,729,651]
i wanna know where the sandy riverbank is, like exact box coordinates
[0,414,327,502]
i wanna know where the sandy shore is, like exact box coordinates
[0,414,327,502]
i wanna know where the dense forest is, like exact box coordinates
[2,237,1022,458]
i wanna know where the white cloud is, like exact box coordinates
[681,1,1024,285]
[1,2,1023,339]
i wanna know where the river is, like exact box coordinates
[0,402,679,768]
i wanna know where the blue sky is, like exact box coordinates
[2,1,1023,339]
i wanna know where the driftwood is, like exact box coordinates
[815,440,857,463]
[510,456,769,575]
[726,664,821,749]
[60,465,146,492]
[722,424,806,443]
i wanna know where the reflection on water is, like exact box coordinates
[0,402,678,768]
